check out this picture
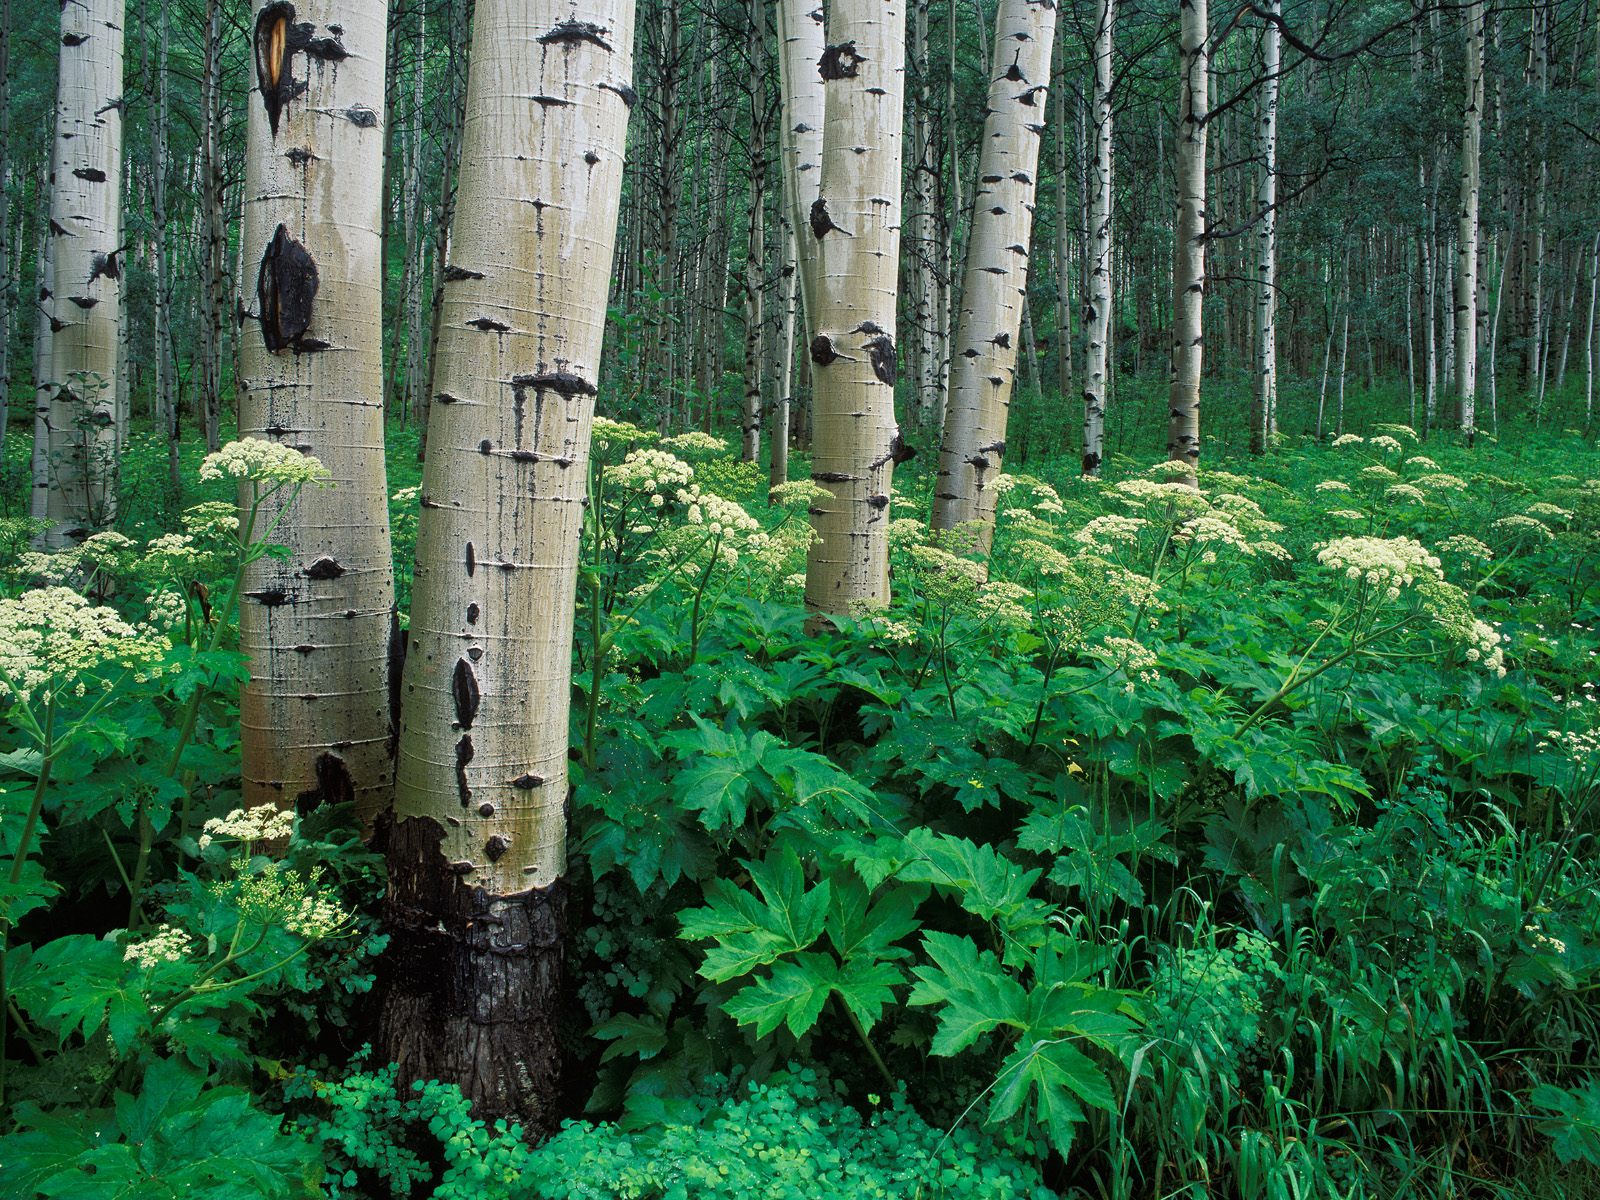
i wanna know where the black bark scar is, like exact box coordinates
[257,224,319,353]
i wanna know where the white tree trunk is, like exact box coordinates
[1249,0,1278,455]
[1455,0,1484,441]
[930,0,1057,551]
[382,0,635,1126]
[44,0,125,544]
[30,198,52,523]
[802,0,908,613]
[237,0,399,825]
[1586,231,1598,425]
[1168,0,1207,481]
[1081,0,1114,474]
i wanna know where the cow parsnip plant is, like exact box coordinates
[7,422,1600,1198]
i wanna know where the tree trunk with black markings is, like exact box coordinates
[1455,0,1484,442]
[802,0,908,614]
[930,0,1056,552]
[236,0,399,826]
[381,0,635,1128]
[1082,0,1113,474]
[44,0,125,544]
[1249,0,1277,455]
[30,182,51,523]
[1167,0,1207,483]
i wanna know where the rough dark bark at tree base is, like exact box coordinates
[377,812,567,1132]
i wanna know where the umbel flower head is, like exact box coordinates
[199,438,331,487]
[0,587,170,706]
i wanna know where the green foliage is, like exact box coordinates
[288,1062,1059,1200]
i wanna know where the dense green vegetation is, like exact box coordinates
[5,388,1600,1196]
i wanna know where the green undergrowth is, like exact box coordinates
[4,406,1600,1198]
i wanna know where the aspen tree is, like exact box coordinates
[777,0,823,321]
[199,0,226,452]
[741,0,770,462]
[772,222,798,487]
[0,0,9,448]
[1249,0,1278,456]
[381,0,635,1124]
[1168,0,1207,482]
[1082,0,1114,475]
[802,0,908,614]
[1586,231,1598,424]
[153,2,179,497]
[906,0,942,429]
[931,0,1057,550]
[236,0,398,823]
[30,207,51,523]
[44,0,125,544]
[1455,0,1484,443]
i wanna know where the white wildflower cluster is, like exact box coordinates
[141,590,193,639]
[1524,923,1568,955]
[1112,478,1209,517]
[1492,514,1555,543]
[1372,423,1420,443]
[1175,515,1255,557]
[199,804,295,850]
[1330,509,1368,522]
[1405,456,1439,471]
[123,923,193,968]
[1254,540,1294,562]
[992,473,1066,517]
[889,518,929,551]
[1315,536,1442,601]
[767,479,831,509]
[1439,534,1492,562]
[1367,435,1404,454]
[608,448,695,506]
[853,607,920,647]
[1315,480,1353,494]
[1461,617,1506,675]
[1074,514,1147,554]
[1540,726,1600,767]
[1359,464,1399,484]
[1089,636,1161,692]
[683,490,769,566]
[1001,508,1051,536]
[140,532,209,578]
[11,531,138,587]
[974,579,1033,631]
[181,501,241,537]
[1415,472,1467,492]
[0,588,171,705]
[1385,484,1426,506]
[1011,538,1077,577]
[592,416,656,454]
[199,438,330,486]
[661,430,729,459]
[225,866,352,940]
[1526,502,1573,524]
[1331,434,1364,448]
[1146,459,1198,480]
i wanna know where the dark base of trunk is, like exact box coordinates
[377,813,566,1132]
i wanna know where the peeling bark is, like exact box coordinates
[237,0,398,828]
